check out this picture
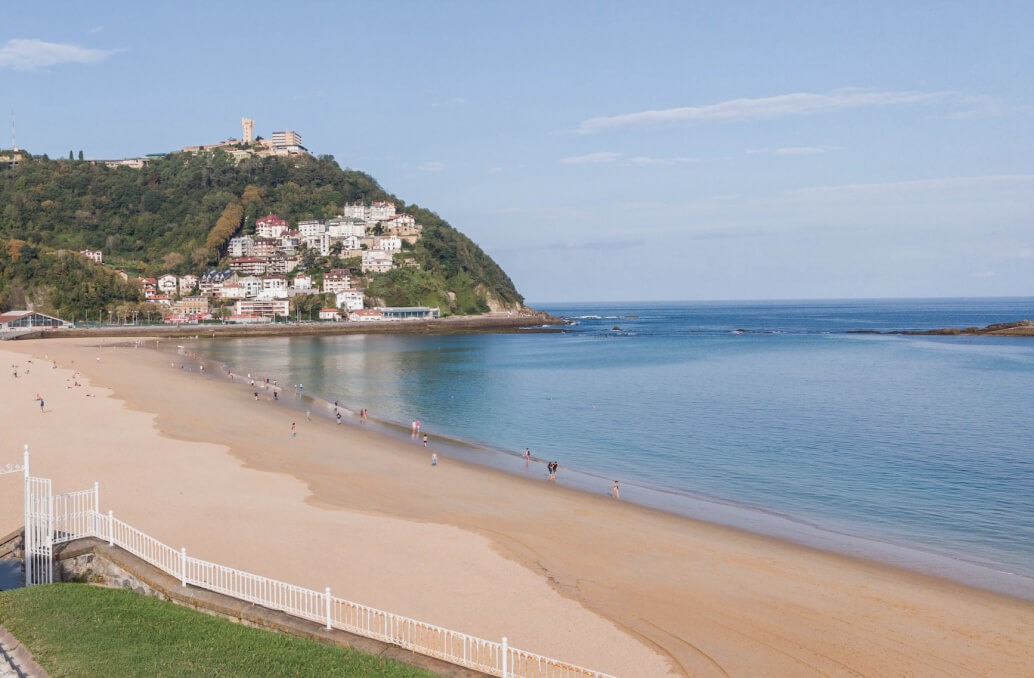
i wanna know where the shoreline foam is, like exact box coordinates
[4,337,1034,677]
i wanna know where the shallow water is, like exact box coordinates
[194,298,1034,598]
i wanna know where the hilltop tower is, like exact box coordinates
[242,117,254,144]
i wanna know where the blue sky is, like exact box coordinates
[2,1,1032,303]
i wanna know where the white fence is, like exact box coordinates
[13,447,615,678]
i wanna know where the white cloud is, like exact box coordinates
[0,38,123,70]
[747,146,841,156]
[559,151,623,165]
[415,161,444,172]
[784,174,1034,200]
[628,155,700,165]
[578,88,958,133]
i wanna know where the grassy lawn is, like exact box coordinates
[0,584,440,678]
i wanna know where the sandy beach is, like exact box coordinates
[2,338,1033,677]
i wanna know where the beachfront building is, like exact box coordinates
[377,306,441,321]
[79,249,103,264]
[362,249,393,273]
[255,214,289,239]
[226,314,271,324]
[228,236,255,258]
[336,289,364,312]
[150,295,172,306]
[171,296,209,315]
[0,310,70,331]
[235,299,289,318]
[319,308,342,321]
[157,274,179,294]
[322,269,351,293]
[178,275,199,295]
[349,309,383,322]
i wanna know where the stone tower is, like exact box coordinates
[242,117,254,144]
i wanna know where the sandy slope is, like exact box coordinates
[1,337,1032,677]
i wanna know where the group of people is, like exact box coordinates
[527,448,620,499]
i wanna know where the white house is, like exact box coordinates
[362,249,393,273]
[255,214,289,239]
[293,274,312,291]
[228,236,255,258]
[327,218,366,238]
[157,274,178,294]
[79,249,103,264]
[219,284,248,300]
[239,276,263,297]
[368,201,396,222]
[349,309,383,322]
[178,275,199,295]
[376,235,402,253]
[339,235,361,250]
[280,231,300,252]
[261,275,288,295]
[335,289,364,312]
[341,201,366,221]
[298,219,325,239]
[303,232,330,256]
[383,214,417,232]
[319,308,342,321]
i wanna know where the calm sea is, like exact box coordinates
[193,298,1034,598]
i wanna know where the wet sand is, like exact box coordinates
[2,338,1033,677]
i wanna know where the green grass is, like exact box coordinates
[0,584,440,677]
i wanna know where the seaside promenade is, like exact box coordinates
[2,338,1033,677]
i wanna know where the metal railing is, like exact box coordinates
[73,506,613,678]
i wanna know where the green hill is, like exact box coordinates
[0,150,524,318]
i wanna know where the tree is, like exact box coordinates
[163,251,185,273]
[69,151,74,161]
[78,150,84,161]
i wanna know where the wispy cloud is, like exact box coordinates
[415,161,445,172]
[747,146,842,156]
[559,151,623,165]
[431,97,466,109]
[970,270,997,278]
[578,88,959,134]
[784,174,1034,199]
[88,26,104,34]
[628,155,700,165]
[0,38,123,70]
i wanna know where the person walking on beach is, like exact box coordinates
[306,410,311,422]
[423,434,429,448]
[254,392,259,401]
[524,448,531,462]
[612,480,620,499]
[431,452,438,467]
[39,398,44,413]
[291,422,296,438]
[336,412,342,424]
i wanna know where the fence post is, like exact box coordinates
[180,547,187,586]
[325,587,332,630]
[107,510,113,546]
[93,482,100,535]
[501,636,508,678]
[23,444,29,479]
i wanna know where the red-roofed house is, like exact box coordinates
[256,214,289,239]
[318,308,342,321]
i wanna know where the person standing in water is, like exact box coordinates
[612,480,620,499]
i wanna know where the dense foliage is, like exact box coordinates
[0,151,523,317]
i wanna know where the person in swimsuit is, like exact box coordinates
[612,480,620,499]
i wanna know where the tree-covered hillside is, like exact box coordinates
[0,151,523,317]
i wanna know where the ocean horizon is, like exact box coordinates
[193,297,1034,599]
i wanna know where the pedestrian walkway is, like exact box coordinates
[0,625,50,678]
